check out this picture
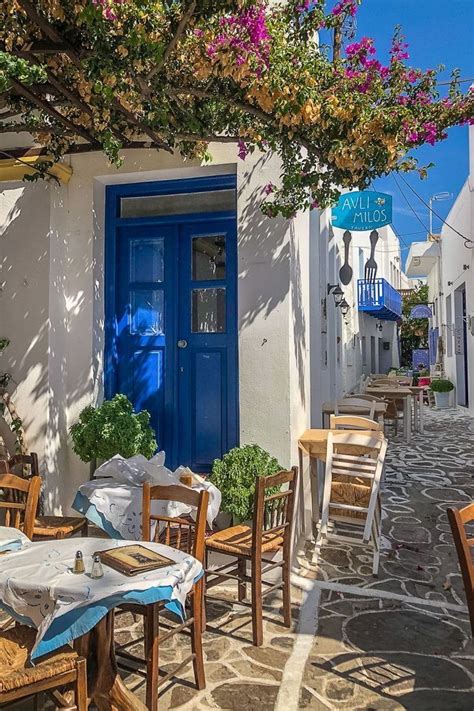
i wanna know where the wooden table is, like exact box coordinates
[365,386,413,442]
[322,401,387,428]
[0,539,202,711]
[298,428,383,535]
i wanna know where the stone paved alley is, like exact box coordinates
[110,408,474,711]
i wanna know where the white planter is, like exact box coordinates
[434,391,451,408]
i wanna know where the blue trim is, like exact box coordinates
[72,492,123,539]
[104,173,240,471]
[1,571,204,661]
[357,278,402,321]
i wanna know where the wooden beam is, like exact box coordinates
[147,2,196,81]
[16,0,172,153]
[10,79,98,145]
[1,141,167,160]
[25,54,93,116]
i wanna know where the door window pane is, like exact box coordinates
[192,288,226,333]
[130,238,164,283]
[192,235,226,281]
[121,189,236,218]
[130,290,164,335]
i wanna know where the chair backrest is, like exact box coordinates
[7,453,39,478]
[334,398,376,419]
[0,473,41,539]
[447,504,474,636]
[349,393,385,403]
[322,432,387,541]
[371,378,400,388]
[253,467,298,558]
[329,415,382,432]
[142,484,209,564]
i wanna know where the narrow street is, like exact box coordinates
[112,407,474,710]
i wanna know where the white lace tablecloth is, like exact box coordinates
[72,452,221,539]
[0,538,202,660]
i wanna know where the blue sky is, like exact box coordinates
[327,0,474,265]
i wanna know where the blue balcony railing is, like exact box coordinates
[358,278,402,321]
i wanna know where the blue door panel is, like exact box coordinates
[105,178,238,472]
[192,350,224,468]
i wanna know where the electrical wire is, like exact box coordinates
[392,174,431,235]
[398,174,474,248]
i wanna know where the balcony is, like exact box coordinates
[358,278,402,321]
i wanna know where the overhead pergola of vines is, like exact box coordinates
[0,0,472,216]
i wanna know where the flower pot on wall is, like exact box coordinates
[434,391,450,409]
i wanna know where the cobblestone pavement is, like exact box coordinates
[7,407,474,710]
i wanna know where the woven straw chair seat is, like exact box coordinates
[33,516,86,537]
[330,481,371,520]
[0,625,78,694]
[206,524,283,555]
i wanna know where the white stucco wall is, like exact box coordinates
[0,145,311,530]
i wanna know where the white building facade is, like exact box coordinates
[0,135,406,521]
[406,125,474,413]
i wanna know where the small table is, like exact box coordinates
[298,428,382,535]
[365,386,413,442]
[322,401,386,428]
[73,477,220,539]
[0,538,202,711]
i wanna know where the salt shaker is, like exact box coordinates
[90,553,104,579]
[73,550,85,574]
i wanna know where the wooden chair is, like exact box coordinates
[315,432,387,576]
[334,398,376,419]
[8,453,88,540]
[370,378,401,388]
[329,415,383,431]
[0,625,87,710]
[447,504,474,636]
[205,467,298,647]
[0,472,41,539]
[0,625,88,711]
[116,485,209,711]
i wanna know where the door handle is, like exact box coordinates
[177,339,188,349]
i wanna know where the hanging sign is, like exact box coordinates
[331,191,392,231]
[410,304,433,319]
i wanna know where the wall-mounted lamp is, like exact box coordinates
[339,298,350,317]
[376,320,383,332]
[327,283,344,306]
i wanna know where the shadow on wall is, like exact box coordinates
[0,181,92,512]
[237,154,307,408]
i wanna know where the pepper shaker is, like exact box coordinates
[73,551,85,574]
[90,553,104,579]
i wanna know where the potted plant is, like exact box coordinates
[70,394,157,470]
[430,379,454,409]
[209,444,282,526]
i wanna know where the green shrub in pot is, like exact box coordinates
[209,444,282,523]
[430,379,454,392]
[70,393,157,463]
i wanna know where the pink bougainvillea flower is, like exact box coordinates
[263,183,275,195]
[237,140,249,161]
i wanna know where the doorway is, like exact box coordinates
[105,175,239,471]
[454,284,469,408]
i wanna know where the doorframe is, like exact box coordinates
[104,173,240,461]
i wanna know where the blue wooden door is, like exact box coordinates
[110,214,238,472]
[116,224,178,461]
[177,220,238,471]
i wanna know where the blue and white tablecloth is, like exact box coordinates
[0,538,202,660]
[72,452,221,539]
[0,525,31,553]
